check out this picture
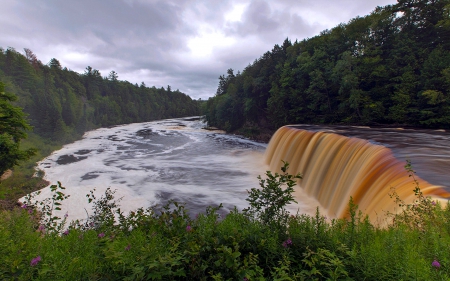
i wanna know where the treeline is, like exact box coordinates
[205,0,450,133]
[0,48,200,143]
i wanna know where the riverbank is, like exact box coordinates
[2,171,449,280]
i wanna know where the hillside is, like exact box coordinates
[0,48,200,206]
[204,0,450,138]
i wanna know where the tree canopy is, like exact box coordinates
[0,82,36,175]
[204,0,450,133]
[0,47,200,173]
[0,48,200,144]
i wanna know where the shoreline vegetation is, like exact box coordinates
[2,162,450,280]
[2,0,450,278]
[204,0,450,137]
[0,45,200,210]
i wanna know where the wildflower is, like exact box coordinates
[30,256,41,266]
[63,229,69,236]
[28,209,33,214]
[98,232,105,238]
[125,244,131,251]
[282,238,292,248]
[432,259,441,269]
[186,225,192,232]
[38,225,45,232]
[64,212,68,218]
[21,204,27,209]
[432,201,436,206]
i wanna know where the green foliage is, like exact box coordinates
[23,181,70,233]
[0,47,200,208]
[245,161,301,229]
[2,162,450,279]
[0,82,36,175]
[205,0,450,135]
[389,160,443,231]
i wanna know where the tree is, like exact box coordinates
[0,82,36,175]
[108,70,118,81]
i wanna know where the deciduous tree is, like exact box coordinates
[0,82,36,175]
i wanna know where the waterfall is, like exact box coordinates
[265,126,449,221]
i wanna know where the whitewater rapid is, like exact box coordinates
[26,117,322,222]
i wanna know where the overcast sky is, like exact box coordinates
[1,0,397,100]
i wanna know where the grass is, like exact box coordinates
[1,163,450,280]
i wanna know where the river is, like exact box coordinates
[29,118,450,222]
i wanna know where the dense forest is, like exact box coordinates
[0,47,200,205]
[0,48,200,144]
[204,0,450,135]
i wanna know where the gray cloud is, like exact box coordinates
[0,0,397,100]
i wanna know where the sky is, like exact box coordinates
[0,0,398,100]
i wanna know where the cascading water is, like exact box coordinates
[265,126,450,222]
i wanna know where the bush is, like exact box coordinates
[1,161,450,280]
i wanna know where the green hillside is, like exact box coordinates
[204,0,450,138]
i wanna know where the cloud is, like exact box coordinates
[0,0,398,100]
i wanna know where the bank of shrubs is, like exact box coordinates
[1,163,449,280]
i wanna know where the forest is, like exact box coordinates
[0,47,200,206]
[204,0,450,136]
[0,47,200,143]
[2,0,450,279]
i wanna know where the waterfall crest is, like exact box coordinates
[265,126,449,220]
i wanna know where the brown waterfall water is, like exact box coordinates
[265,126,450,222]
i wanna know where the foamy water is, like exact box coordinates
[25,117,321,222]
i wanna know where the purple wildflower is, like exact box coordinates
[63,229,69,236]
[98,232,105,238]
[432,259,441,269]
[432,201,436,206]
[21,204,27,209]
[28,209,33,214]
[30,256,41,266]
[38,225,45,232]
[282,238,292,248]
[125,244,131,251]
[186,225,192,232]
[64,212,69,218]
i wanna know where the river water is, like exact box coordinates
[287,124,450,190]
[31,117,270,221]
[30,118,450,222]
